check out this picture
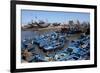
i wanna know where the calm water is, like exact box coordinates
[21,31,38,40]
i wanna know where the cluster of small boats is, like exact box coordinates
[21,31,90,63]
[34,32,67,51]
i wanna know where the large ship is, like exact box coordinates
[23,20,51,29]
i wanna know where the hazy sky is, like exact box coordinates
[21,10,90,25]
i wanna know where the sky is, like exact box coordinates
[21,10,90,25]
